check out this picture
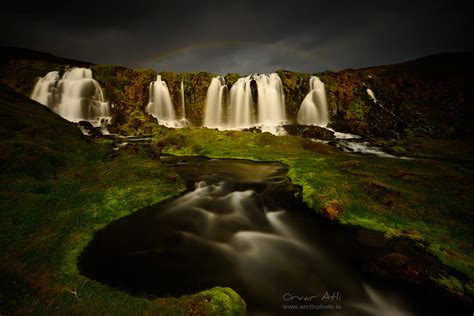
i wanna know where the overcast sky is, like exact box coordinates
[1,0,472,74]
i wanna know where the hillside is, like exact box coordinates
[0,85,245,314]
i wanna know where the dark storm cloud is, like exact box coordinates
[1,0,472,73]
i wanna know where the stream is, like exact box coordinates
[79,156,470,315]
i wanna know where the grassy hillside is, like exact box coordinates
[0,85,246,315]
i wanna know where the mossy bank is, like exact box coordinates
[0,85,246,315]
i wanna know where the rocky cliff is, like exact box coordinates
[1,46,472,140]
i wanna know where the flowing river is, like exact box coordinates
[79,156,469,315]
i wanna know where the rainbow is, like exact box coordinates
[139,40,326,73]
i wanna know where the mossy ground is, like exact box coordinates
[159,127,474,297]
[0,87,246,315]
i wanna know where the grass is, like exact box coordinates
[0,87,246,315]
[159,127,474,296]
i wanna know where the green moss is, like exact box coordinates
[431,275,464,294]
[199,287,246,315]
[225,73,241,85]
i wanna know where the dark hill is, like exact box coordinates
[0,84,92,178]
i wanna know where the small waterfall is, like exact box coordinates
[204,73,287,134]
[367,88,377,103]
[31,68,111,126]
[297,76,329,126]
[146,75,184,128]
[203,76,227,128]
[180,79,186,119]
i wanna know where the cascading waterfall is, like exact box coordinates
[297,76,329,126]
[228,76,255,128]
[254,73,286,126]
[203,76,227,128]
[180,79,186,119]
[30,68,111,126]
[146,75,185,128]
[204,73,287,134]
[367,88,377,103]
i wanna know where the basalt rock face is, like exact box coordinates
[90,65,157,135]
[283,124,335,140]
[1,46,473,140]
[276,70,310,120]
[320,53,474,140]
[160,71,215,126]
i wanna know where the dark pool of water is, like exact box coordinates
[79,156,471,315]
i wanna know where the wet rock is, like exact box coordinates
[242,127,262,133]
[78,120,94,130]
[283,124,335,140]
[367,252,427,284]
[92,127,105,137]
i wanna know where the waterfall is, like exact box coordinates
[30,68,111,126]
[204,76,227,128]
[146,75,184,128]
[180,79,186,119]
[254,73,286,126]
[297,76,329,126]
[367,88,377,103]
[228,76,255,128]
[204,73,287,134]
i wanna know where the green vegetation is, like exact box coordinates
[0,86,246,315]
[159,127,474,297]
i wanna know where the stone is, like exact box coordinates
[319,201,343,221]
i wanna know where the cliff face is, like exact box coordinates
[1,46,472,140]
[91,65,157,135]
[159,72,215,126]
[320,54,474,139]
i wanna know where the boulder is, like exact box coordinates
[78,120,94,130]
[319,201,343,221]
[283,124,335,140]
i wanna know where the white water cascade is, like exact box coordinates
[30,68,111,126]
[297,76,329,126]
[204,73,287,134]
[367,88,377,103]
[203,76,227,128]
[180,79,186,119]
[146,75,185,128]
